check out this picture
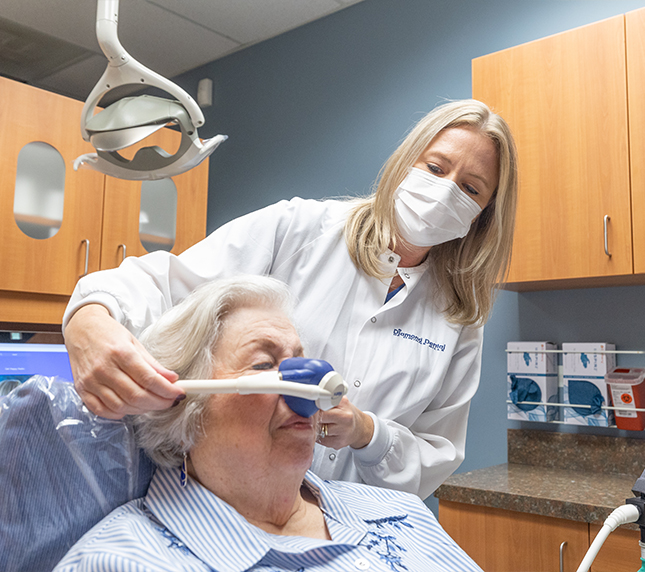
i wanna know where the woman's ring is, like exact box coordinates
[319,424,328,440]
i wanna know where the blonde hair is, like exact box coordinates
[134,275,295,467]
[344,99,517,326]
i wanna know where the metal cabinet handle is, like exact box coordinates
[604,215,611,257]
[80,239,90,277]
[560,540,567,572]
[118,243,127,263]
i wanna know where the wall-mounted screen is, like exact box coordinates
[0,343,72,396]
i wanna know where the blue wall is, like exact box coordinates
[174,0,645,508]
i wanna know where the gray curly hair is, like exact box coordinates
[134,275,295,468]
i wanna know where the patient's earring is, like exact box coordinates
[180,452,188,488]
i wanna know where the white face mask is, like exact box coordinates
[394,167,483,248]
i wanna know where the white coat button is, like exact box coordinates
[388,256,395,263]
[354,558,370,570]
[329,453,336,461]
[370,317,377,323]
[354,380,361,388]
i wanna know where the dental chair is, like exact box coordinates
[0,376,154,572]
[0,359,346,571]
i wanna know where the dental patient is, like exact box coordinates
[54,276,482,572]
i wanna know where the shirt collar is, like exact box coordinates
[144,468,368,572]
[302,471,368,545]
[380,248,430,274]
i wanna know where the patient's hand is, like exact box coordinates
[64,304,183,419]
[317,397,374,450]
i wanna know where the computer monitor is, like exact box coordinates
[0,343,73,396]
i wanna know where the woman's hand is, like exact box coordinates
[317,397,374,450]
[64,304,184,419]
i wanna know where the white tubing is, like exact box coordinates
[576,504,641,572]
[176,372,329,400]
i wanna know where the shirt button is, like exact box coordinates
[403,272,410,279]
[354,380,361,388]
[354,558,370,570]
[370,317,377,323]
[388,256,395,263]
[329,453,336,461]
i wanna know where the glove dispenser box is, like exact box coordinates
[562,343,615,427]
[507,342,558,422]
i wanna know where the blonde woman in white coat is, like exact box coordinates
[63,99,517,499]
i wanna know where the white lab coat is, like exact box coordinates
[64,197,483,500]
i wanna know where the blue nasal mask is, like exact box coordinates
[176,357,348,417]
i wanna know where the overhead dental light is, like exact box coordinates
[74,0,227,180]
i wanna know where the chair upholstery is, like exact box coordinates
[0,376,155,572]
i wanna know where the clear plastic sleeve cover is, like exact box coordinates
[0,376,154,571]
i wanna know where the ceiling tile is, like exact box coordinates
[35,55,107,101]
[0,0,240,78]
[0,0,99,52]
[118,0,241,77]
[146,0,349,44]
[0,0,364,101]
[0,16,95,83]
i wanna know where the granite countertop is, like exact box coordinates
[434,429,645,528]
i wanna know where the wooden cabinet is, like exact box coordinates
[98,134,208,270]
[589,524,642,572]
[439,500,589,571]
[439,500,640,572]
[0,77,208,325]
[472,11,645,289]
[0,77,106,302]
[626,8,645,275]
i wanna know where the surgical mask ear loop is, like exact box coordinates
[180,452,188,489]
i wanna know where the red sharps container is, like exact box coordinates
[605,367,645,431]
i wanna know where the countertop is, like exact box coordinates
[434,429,645,527]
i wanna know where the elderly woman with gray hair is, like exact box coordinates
[55,275,481,572]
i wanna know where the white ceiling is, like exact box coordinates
[0,0,364,102]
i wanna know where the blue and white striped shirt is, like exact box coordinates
[54,467,481,572]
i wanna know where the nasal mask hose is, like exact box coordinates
[175,358,348,418]
[74,0,227,180]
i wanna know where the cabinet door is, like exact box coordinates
[0,77,105,296]
[627,8,645,274]
[473,16,632,285]
[589,524,640,572]
[99,128,209,269]
[439,500,589,572]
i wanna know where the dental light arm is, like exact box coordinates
[74,0,227,180]
[175,358,348,418]
[80,0,204,141]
